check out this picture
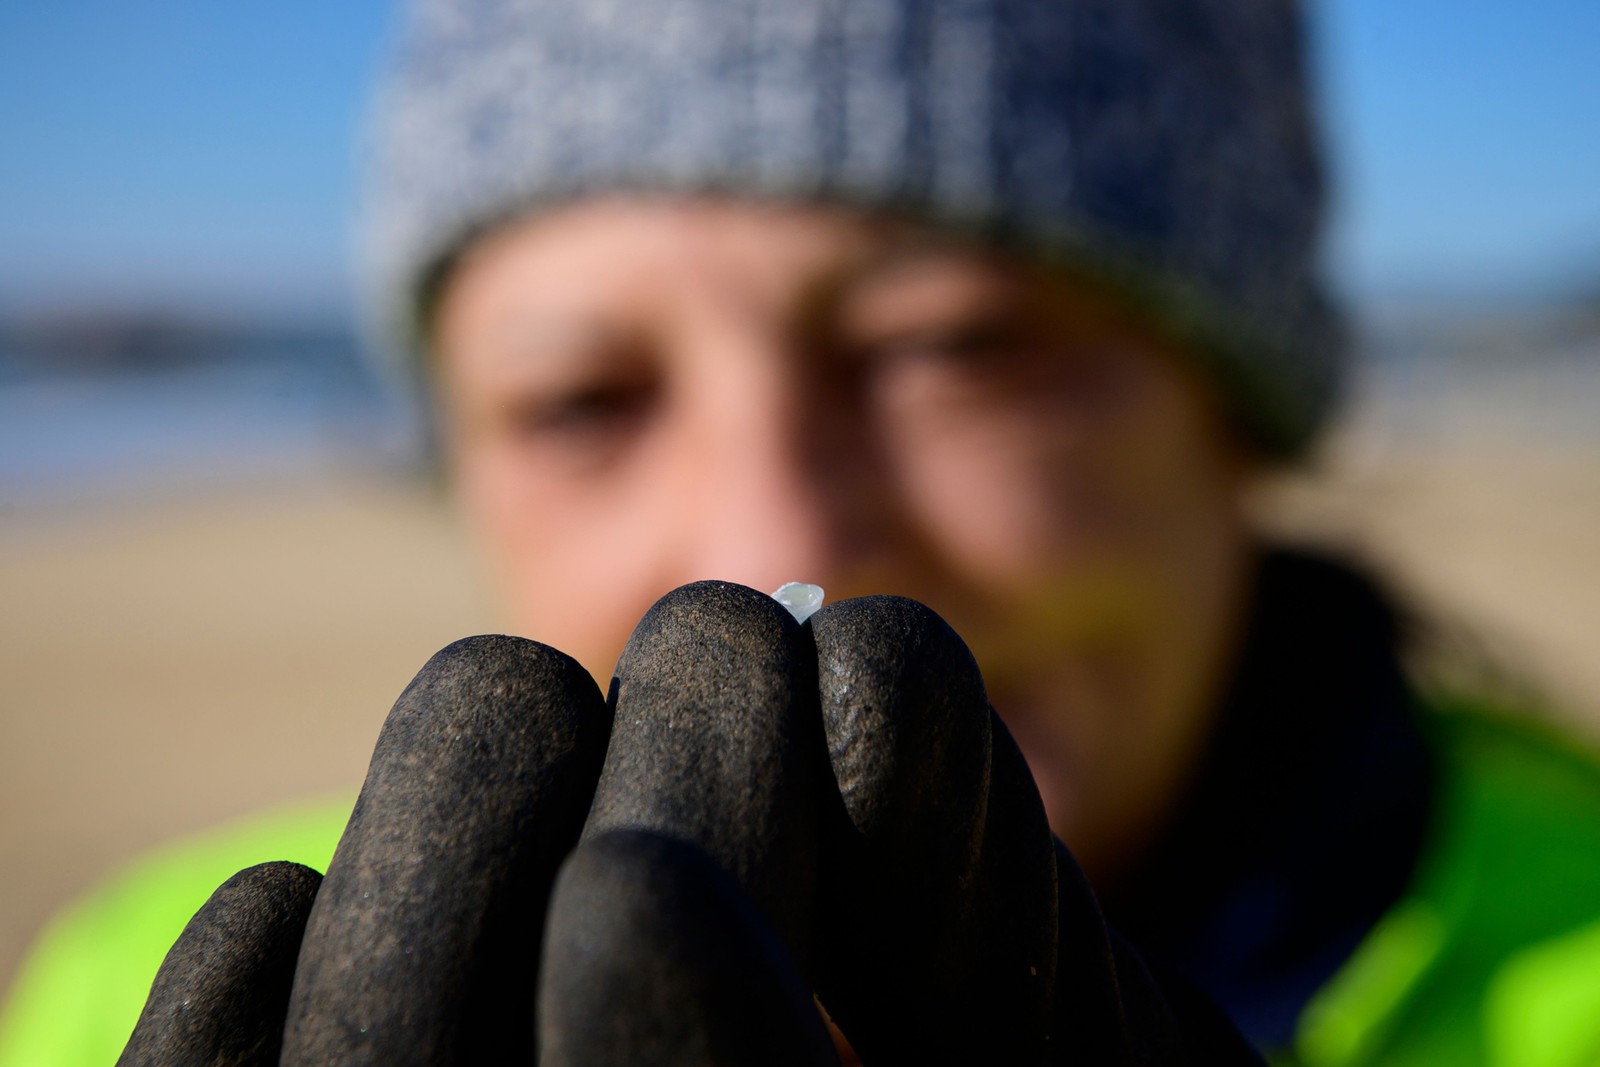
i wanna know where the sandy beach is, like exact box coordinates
[3,382,1599,997]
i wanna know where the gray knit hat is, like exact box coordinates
[364,0,1342,456]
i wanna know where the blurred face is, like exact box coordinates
[433,197,1255,876]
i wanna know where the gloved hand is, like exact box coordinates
[116,581,1261,1065]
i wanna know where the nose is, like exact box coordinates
[673,359,891,600]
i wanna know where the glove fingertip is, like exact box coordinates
[118,861,321,1067]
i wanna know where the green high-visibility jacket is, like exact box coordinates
[1291,703,1600,1067]
[3,701,1599,1066]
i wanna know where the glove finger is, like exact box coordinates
[117,861,321,1067]
[809,594,1058,1065]
[582,580,825,971]
[814,596,1263,1065]
[537,829,839,1067]
[281,634,611,1066]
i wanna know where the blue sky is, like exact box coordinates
[1,1,1596,318]
[1317,0,1600,305]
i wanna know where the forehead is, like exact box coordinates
[431,195,1009,331]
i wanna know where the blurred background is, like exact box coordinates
[2,1,1597,993]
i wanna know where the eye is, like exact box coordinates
[503,379,657,457]
[842,316,1043,416]
[857,317,1028,372]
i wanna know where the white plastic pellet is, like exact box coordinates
[771,581,825,624]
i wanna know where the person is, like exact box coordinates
[5,0,1600,1063]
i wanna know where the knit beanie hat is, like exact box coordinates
[364,0,1342,457]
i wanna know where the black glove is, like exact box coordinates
[117,582,1261,1065]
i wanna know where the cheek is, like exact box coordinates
[880,365,1145,604]
[1104,367,1246,543]
[875,351,1239,633]
[453,441,678,681]
[886,411,1070,587]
